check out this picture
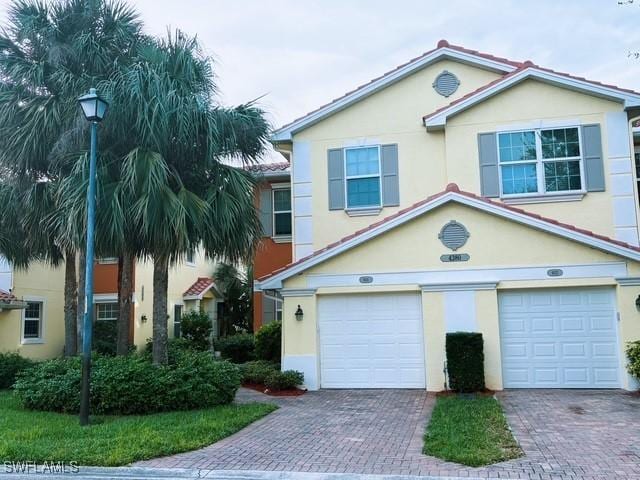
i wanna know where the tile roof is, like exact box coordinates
[0,289,17,303]
[274,39,639,137]
[423,63,640,122]
[183,277,216,298]
[245,162,290,173]
[258,183,640,283]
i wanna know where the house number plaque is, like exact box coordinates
[440,253,470,262]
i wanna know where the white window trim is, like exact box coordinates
[185,248,196,267]
[344,145,382,210]
[272,183,292,240]
[497,126,586,200]
[97,257,118,264]
[264,293,283,322]
[21,296,45,344]
[95,302,119,322]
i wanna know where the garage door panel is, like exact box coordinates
[499,288,620,389]
[319,293,425,389]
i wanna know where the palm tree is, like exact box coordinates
[0,0,143,355]
[106,31,270,364]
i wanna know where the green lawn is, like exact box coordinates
[423,395,522,467]
[0,390,276,466]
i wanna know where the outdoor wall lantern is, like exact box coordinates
[295,305,304,321]
[635,294,640,311]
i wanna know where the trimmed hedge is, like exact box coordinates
[13,352,241,415]
[0,352,34,390]
[239,360,279,384]
[445,332,485,393]
[255,321,281,363]
[265,370,304,391]
[627,340,640,381]
[93,320,118,356]
[181,310,213,351]
[215,334,255,363]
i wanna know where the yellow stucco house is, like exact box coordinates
[0,251,222,359]
[259,40,640,392]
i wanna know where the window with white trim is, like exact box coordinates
[272,188,292,237]
[185,248,195,265]
[345,146,381,208]
[23,301,43,341]
[275,298,283,322]
[498,127,583,196]
[96,302,118,321]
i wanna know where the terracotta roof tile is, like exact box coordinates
[245,162,290,173]
[0,289,17,303]
[183,277,215,297]
[258,184,640,282]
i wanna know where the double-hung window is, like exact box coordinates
[498,127,583,197]
[96,302,118,322]
[345,146,381,208]
[22,301,43,342]
[272,187,292,237]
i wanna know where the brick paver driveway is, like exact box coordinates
[136,388,640,479]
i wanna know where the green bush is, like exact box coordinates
[215,334,255,363]
[0,352,35,389]
[143,337,195,364]
[264,370,304,391]
[13,352,241,415]
[181,310,212,351]
[93,320,118,356]
[255,321,281,363]
[239,360,279,384]
[445,332,485,393]
[627,340,640,381]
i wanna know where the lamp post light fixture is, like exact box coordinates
[294,305,304,322]
[77,88,108,426]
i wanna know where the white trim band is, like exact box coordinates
[420,282,499,292]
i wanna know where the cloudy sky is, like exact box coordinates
[1,0,639,161]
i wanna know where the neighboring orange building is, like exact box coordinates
[248,162,292,332]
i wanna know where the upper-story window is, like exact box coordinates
[273,187,292,237]
[345,146,381,208]
[22,300,43,343]
[96,302,118,321]
[498,127,583,197]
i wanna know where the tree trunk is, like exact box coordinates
[152,254,169,365]
[117,252,134,355]
[77,250,86,352]
[63,250,78,356]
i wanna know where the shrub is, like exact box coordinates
[14,352,241,414]
[264,370,304,391]
[93,320,117,356]
[627,340,640,381]
[215,333,255,363]
[239,360,279,384]
[143,337,195,364]
[0,352,34,389]
[255,321,281,363]
[445,332,485,393]
[181,310,212,351]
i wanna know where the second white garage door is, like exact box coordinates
[318,293,425,388]
[499,288,621,388]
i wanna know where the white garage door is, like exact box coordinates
[318,293,425,388]
[499,288,620,388]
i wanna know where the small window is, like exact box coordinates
[275,299,283,322]
[345,146,381,208]
[272,188,292,237]
[97,257,118,264]
[498,127,583,197]
[23,301,43,341]
[96,302,118,321]
[174,305,182,338]
[185,249,195,265]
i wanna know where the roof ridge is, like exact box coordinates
[258,184,640,283]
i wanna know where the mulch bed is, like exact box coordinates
[242,383,307,397]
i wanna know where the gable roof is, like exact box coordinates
[271,40,521,142]
[183,277,219,300]
[423,64,640,130]
[257,183,640,289]
[272,40,640,141]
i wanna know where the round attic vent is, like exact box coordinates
[433,70,460,97]
[438,221,469,251]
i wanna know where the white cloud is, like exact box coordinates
[1,0,639,161]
